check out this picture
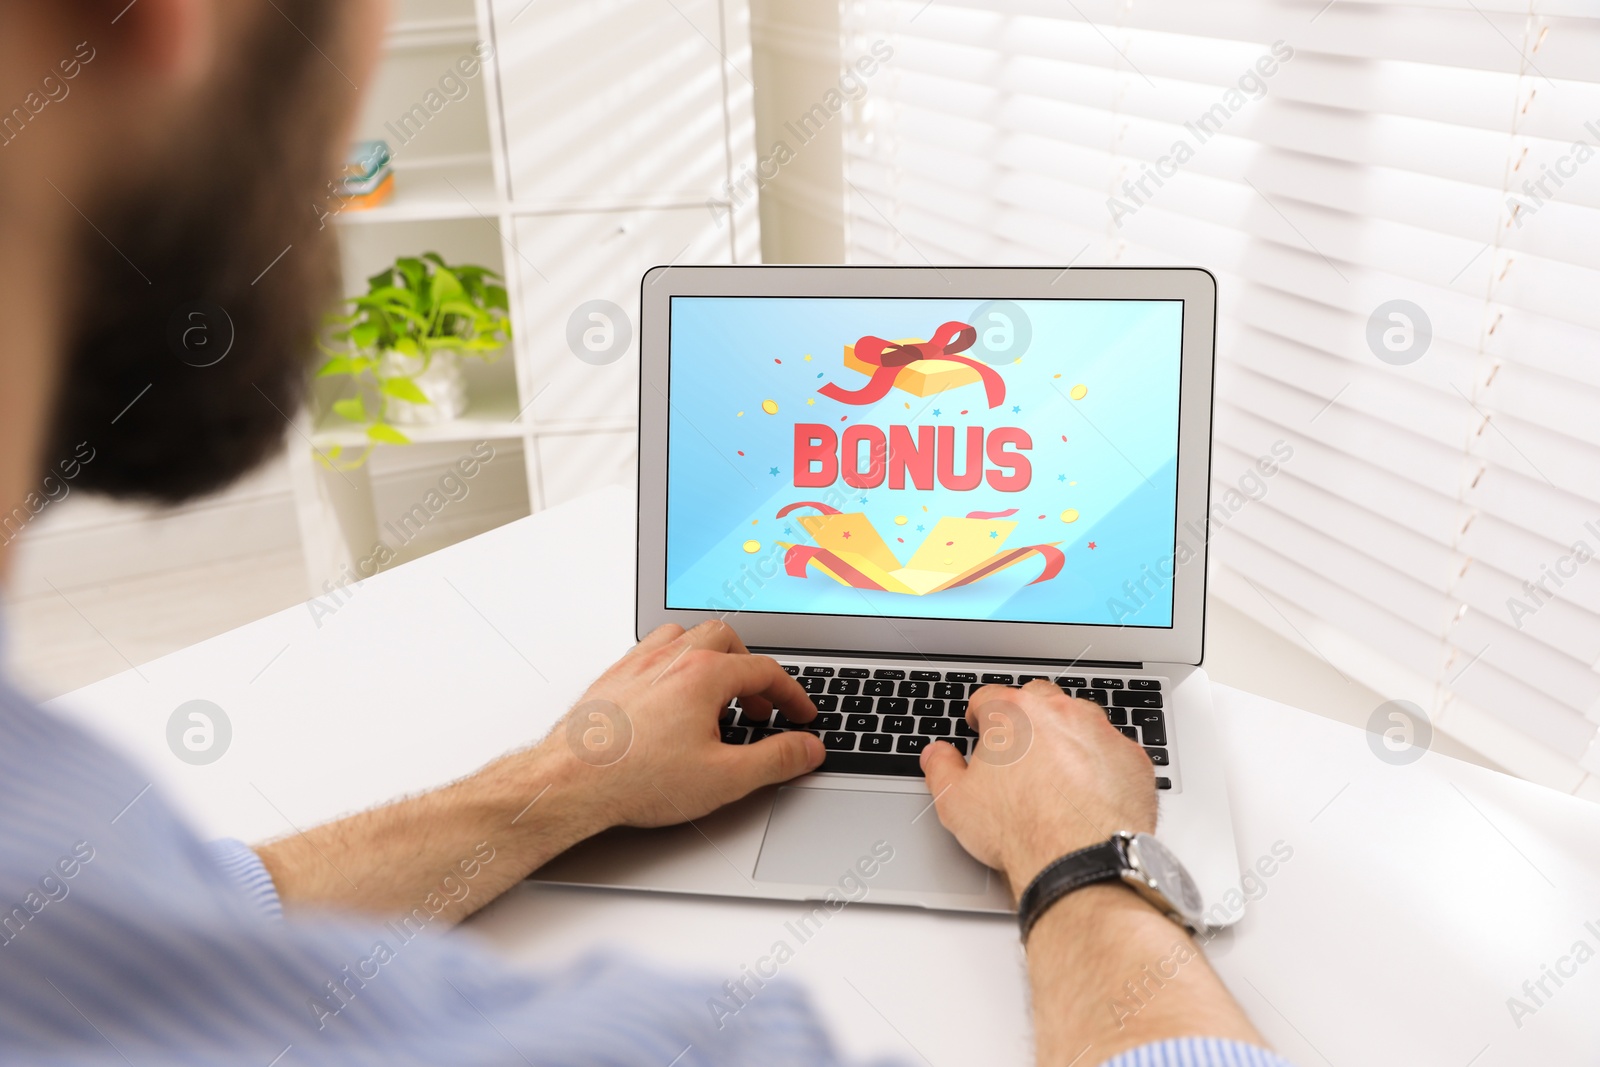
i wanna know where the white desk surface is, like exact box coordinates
[46,486,1600,1066]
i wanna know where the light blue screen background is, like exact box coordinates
[664,296,1182,627]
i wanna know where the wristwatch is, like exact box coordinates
[1017,831,1207,941]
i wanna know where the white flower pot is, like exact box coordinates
[380,348,468,425]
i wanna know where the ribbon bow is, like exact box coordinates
[819,321,1006,409]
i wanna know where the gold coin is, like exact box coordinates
[1060,509,1079,523]
[743,540,761,553]
[761,399,779,415]
[894,515,907,526]
[1070,384,1088,401]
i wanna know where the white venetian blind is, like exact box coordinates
[838,0,1600,792]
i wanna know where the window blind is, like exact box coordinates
[838,0,1600,793]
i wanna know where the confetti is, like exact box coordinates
[736,450,745,456]
[751,519,759,525]
[804,354,812,362]
[1061,435,1068,442]
[1087,541,1097,550]
[807,398,815,405]
[737,411,744,417]
[921,506,928,512]
[897,537,904,543]
[762,399,779,415]
[840,416,848,422]
[945,540,955,546]
[1037,514,1046,519]
[1070,384,1088,400]
[894,515,907,525]
[904,402,911,410]
[743,540,761,553]
[960,409,969,415]
[1070,481,1077,486]
[1053,373,1062,379]
[1060,509,1079,523]
[774,358,782,364]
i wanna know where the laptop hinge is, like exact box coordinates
[750,647,1144,671]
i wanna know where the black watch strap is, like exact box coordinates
[1016,836,1127,941]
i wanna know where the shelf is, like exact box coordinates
[334,157,501,226]
[386,17,480,51]
[310,377,528,450]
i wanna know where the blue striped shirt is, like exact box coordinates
[0,655,1294,1066]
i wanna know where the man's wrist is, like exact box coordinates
[475,742,617,858]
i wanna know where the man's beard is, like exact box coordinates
[42,2,347,504]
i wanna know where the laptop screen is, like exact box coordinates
[663,296,1183,629]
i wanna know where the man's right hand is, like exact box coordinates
[919,679,1159,894]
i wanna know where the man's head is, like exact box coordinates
[0,0,386,506]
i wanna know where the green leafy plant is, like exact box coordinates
[316,252,512,467]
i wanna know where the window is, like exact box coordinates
[840,0,1600,792]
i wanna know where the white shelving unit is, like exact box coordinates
[289,0,759,591]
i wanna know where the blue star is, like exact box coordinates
[1012,405,1021,413]
[989,530,999,539]
[783,526,792,534]
[769,466,780,476]
[859,496,868,504]
[1057,474,1066,482]
[932,408,941,417]
[916,524,925,532]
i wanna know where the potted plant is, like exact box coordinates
[315,252,512,467]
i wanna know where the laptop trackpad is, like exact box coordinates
[753,787,990,896]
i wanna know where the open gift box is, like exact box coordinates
[775,502,1064,595]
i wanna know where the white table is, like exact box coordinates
[49,486,1600,1066]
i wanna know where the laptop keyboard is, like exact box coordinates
[720,663,1172,788]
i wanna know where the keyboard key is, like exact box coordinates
[950,699,969,717]
[1130,678,1162,690]
[1118,726,1138,741]
[910,670,942,681]
[798,676,825,694]
[933,682,965,700]
[946,671,977,684]
[828,677,862,695]
[843,696,874,714]
[782,665,800,676]
[876,696,909,714]
[859,733,893,752]
[896,680,930,698]
[913,698,944,716]
[814,713,843,731]
[1134,711,1167,746]
[1057,676,1087,688]
[1145,747,1169,765]
[1018,674,1051,684]
[1156,777,1173,790]
[771,712,806,729]
[1091,678,1125,690]
[1077,688,1109,706]
[980,673,1015,685]
[719,706,735,726]
[720,726,749,745]
[752,727,782,741]
[1113,691,1163,709]
[846,714,879,732]
[803,665,835,677]
[873,668,906,680]
[895,735,930,755]
[839,667,871,678]
[810,694,839,712]
[883,715,915,734]
[917,717,951,736]
[819,751,922,777]
[946,737,971,756]
[863,679,895,697]
[954,719,978,738]
[823,732,856,750]
[1106,707,1129,726]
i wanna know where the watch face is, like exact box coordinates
[1126,833,1205,926]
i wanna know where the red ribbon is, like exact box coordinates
[820,321,1006,409]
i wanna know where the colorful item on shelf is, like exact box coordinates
[340,140,394,211]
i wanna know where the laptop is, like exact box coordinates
[532,265,1242,923]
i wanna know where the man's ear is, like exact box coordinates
[104,0,219,88]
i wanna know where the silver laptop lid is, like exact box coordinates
[636,266,1216,666]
